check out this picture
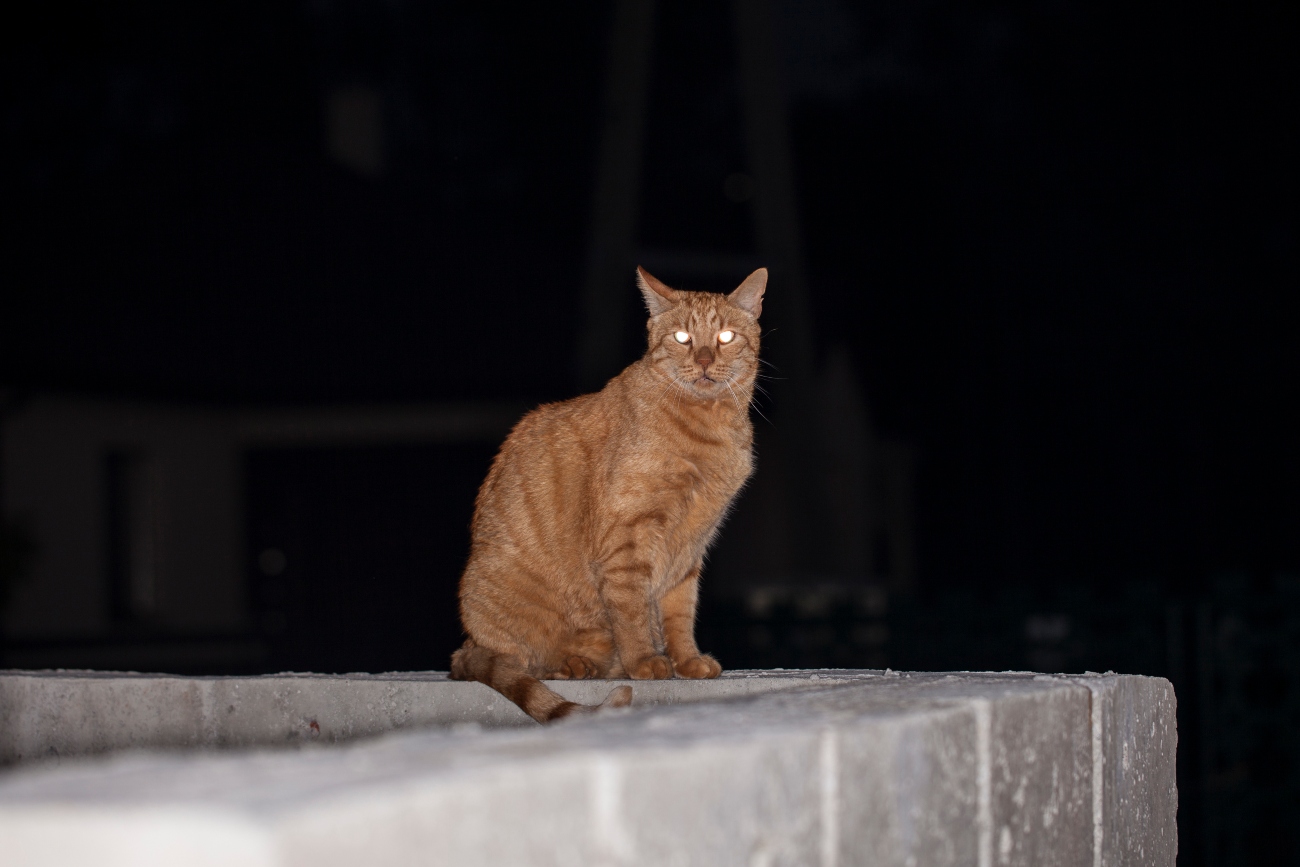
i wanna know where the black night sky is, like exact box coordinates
[4,1,1294,587]
[0,3,1297,858]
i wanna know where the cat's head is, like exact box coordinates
[637,266,765,401]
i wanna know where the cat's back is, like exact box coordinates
[477,386,621,506]
[499,388,616,463]
[468,385,628,561]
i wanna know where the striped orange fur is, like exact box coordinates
[449,266,766,722]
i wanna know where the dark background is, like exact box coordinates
[1,2,1296,863]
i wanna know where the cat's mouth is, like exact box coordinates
[678,369,729,395]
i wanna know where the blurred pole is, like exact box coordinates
[575,0,657,392]
[734,0,862,583]
[1196,601,1218,859]
[0,389,9,517]
[732,0,816,383]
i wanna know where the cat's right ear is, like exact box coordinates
[636,266,678,317]
[728,268,767,319]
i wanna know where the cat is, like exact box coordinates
[449,266,766,722]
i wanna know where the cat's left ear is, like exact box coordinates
[636,266,679,317]
[728,268,767,319]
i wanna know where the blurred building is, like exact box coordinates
[0,394,519,672]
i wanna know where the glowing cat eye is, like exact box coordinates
[674,331,691,344]
[718,330,735,344]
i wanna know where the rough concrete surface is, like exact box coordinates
[0,669,1176,866]
[1073,674,1179,866]
[0,669,856,764]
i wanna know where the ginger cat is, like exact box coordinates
[450,266,766,722]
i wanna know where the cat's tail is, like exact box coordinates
[449,640,633,724]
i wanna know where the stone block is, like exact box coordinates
[0,672,209,762]
[585,728,823,866]
[277,752,598,867]
[0,670,1177,867]
[834,701,980,866]
[983,680,1094,867]
[0,669,871,765]
[1071,675,1178,866]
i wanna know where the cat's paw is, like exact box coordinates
[673,654,722,679]
[628,654,674,680]
[559,656,603,680]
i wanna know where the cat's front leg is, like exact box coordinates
[599,533,674,680]
[661,563,722,679]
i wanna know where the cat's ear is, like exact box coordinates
[636,266,679,317]
[728,268,767,319]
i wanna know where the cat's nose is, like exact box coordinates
[695,348,714,369]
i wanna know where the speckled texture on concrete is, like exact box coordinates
[986,680,1094,866]
[0,670,1176,866]
[1072,674,1179,866]
[0,669,857,764]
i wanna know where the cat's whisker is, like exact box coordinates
[723,379,742,411]
[651,374,678,410]
[747,380,774,425]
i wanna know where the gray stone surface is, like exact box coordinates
[0,670,1176,866]
[986,680,1094,867]
[1069,674,1179,866]
[0,669,859,765]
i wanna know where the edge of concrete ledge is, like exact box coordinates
[0,670,1176,867]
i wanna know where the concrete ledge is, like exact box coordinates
[0,670,1176,866]
[0,669,862,763]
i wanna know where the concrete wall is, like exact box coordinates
[0,669,1176,866]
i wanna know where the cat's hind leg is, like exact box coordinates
[545,628,618,680]
[553,656,601,679]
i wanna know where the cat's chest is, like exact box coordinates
[615,414,752,516]
[660,445,750,507]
